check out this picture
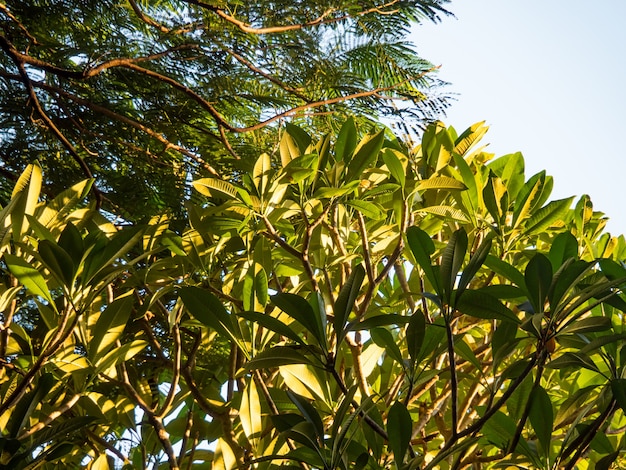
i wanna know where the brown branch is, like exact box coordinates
[393,259,416,311]
[219,43,309,100]
[0,35,198,80]
[185,0,404,35]
[127,0,171,33]
[157,324,182,418]
[231,74,436,133]
[95,61,435,134]
[16,75,220,177]
[86,429,130,464]
[345,334,371,397]
[0,34,103,207]
[119,360,179,470]
[181,366,244,465]
[0,4,38,46]
[127,0,203,35]
[0,303,78,415]
[177,410,195,467]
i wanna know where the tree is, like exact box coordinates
[0,0,450,223]
[1,120,626,469]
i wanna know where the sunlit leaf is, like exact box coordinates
[416,176,466,191]
[89,293,134,360]
[243,347,313,371]
[4,253,54,305]
[240,380,262,445]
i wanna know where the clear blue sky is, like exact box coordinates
[410,1,626,235]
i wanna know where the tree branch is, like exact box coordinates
[0,34,103,207]
[185,0,405,35]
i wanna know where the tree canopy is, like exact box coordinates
[3,2,626,470]
[1,120,626,469]
[0,0,450,223]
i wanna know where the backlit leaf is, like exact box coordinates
[4,253,54,305]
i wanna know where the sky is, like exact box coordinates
[410,1,626,236]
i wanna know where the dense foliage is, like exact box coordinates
[0,0,450,222]
[1,121,626,469]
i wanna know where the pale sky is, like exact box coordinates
[410,1,626,236]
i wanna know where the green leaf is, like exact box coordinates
[524,253,553,314]
[524,197,575,235]
[382,148,406,188]
[453,121,489,156]
[192,178,240,199]
[344,199,385,220]
[528,385,553,459]
[548,260,593,312]
[287,391,324,442]
[38,240,75,287]
[336,117,357,163]
[455,289,520,323]
[333,265,366,348]
[58,222,84,262]
[4,253,54,305]
[346,130,385,182]
[345,314,410,332]
[440,228,467,306]
[406,226,441,296]
[483,172,507,224]
[548,232,579,272]
[512,171,553,228]
[10,163,42,238]
[179,287,245,356]
[243,347,313,371]
[280,123,311,166]
[387,401,412,467]
[456,234,492,301]
[243,264,268,311]
[82,225,144,285]
[481,412,510,449]
[414,320,446,364]
[558,316,612,335]
[286,123,312,153]
[29,416,98,449]
[89,293,134,360]
[253,152,272,196]
[455,338,482,371]
[8,373,53,438]
[272,293,325,349]
[94,340,148,374]
[611,379,626,414]
[314,180,360,198]
[485,255,526,289]
[370,327,404,365]
[546,352,599,372]
[240,380,262,443]
[491,321,520,367]
[596,451,620,470]
[416,205,470,223]
[415,176,467,191]
[238,311,305,346]
[406,311,426,366]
